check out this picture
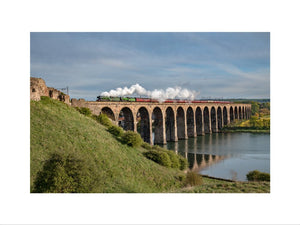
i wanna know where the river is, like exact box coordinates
[161,133,270,181]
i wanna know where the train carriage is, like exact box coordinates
[96,96,232,104]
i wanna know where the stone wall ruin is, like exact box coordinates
[30,77,70,104]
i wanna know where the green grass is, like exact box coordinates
[222,128,270,134]
[31,97,270,193]
[176,177,270,193]
[31,97,184,193]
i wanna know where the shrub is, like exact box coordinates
[246,170,270,181]
[32,152,99,193]
[96,114,112,127]
[166,151,180,169]
[178,155,189,170]
[141,142,152,150]
[108,125,124,137]
[75,107,92,116]
[175,174,186,182]
[121,131,143,148]
[146,145,188,170]
[152,145,165,151]
[186,171,203,186]
[262,119,270,128]
[143,150,172,168]
[251,101,260,115]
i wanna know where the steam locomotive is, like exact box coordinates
[96,96,232,104]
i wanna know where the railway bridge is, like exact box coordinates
[71,99,251,145]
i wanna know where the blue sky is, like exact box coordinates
[30,32,270,100]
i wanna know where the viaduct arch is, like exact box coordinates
[71,99,251,145]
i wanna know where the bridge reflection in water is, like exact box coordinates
[161,135,232,175]
[158,134,229,172]
[162,132,270,181]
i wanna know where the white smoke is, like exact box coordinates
[100,84,198,102]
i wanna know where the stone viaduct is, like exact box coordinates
[71,99,251,145]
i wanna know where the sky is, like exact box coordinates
[30,32,270,100]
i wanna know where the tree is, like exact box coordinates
[249,116,258,127]
[251,101,260,115]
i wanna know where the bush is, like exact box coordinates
[251,101,260,115]
[144,144,188,170]
[75,107,92,116]
[166,151,180,169]
[141,142,152,150]
[121,131,143,148]
[108,125,124,137]
[159,147,188,170]
[262,119,270,128]
[246,170,270,181]
[175,174,186,182]
[186,171,203,186]
[143,150,172,168]
[178,155,189,170]
[152,145,165,151]
[32,152,99,193]
[96,114,112,127]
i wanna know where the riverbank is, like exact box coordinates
[221,127,270,133]
[221,114,270,134]
[176,176,270,193]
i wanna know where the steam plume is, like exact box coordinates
[100,84,198,102]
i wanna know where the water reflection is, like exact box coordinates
[161,133,270,181]
[165,135,230,172]
[189,152,228,172]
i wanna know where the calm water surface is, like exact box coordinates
[161,133,270,181]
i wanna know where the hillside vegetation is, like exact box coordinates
[31,97,184,193]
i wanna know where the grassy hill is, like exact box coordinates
[30,97,184,193]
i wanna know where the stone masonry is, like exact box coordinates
[30,77,70,104]
[71,98,251,145]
